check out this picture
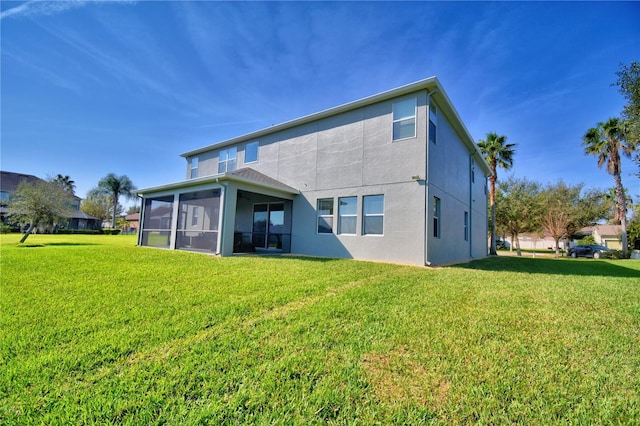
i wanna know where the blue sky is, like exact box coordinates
[1,1,639,207]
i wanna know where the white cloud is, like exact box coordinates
[0,0,134,20]
[1,1,87,20]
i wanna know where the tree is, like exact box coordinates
[126,205,141,215]
[80,193,112,224]
[477,132,516,255]
[541,181,608,257]
[604,186,632,224]
[51,174,76,194]
[583,117,636,251]
[614,61,640,147]
[89,174,137,228]
[7,180,74,243]
[495,176,543,256]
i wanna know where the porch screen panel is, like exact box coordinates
[141,196,174,248]
[176,189,221,252]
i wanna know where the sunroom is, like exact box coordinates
[137,168,298,256]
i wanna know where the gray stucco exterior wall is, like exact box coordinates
[143,77,490,266]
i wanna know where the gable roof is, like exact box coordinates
[180,77,492,176]
[594,224,623,236]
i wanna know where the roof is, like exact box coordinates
[125,213,140,221]
[593,224,623,236]
[138,167,299,197]
[180,77,492,176]
[1,171,44,192]
[1,171,82,202]
[67,210,100,220]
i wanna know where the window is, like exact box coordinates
[433,197,441,238]
[471,160,475,183]
[363,195,384,235]
[393,98,416,140]
[245,141,259,164]
[429,103,437,145]
[338,197,357,235]
[218,147,237,173]
[189,157,198,179]
[464,211,469,241]
[191,206,199,226]
[317,198,334,234]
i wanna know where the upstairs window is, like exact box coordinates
[218,146,237,174]
[317,198,334,234]
[471,160,475,183]
[245,141,259,164]
[189,157,199,179]
[363,195,384,235]
[393,98,416,140]
[429,103,437,145]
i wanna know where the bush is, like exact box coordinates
[601,249,631,260]
[0,224,15,234]
[101,229,121,235]
[54,229,101,235]
[577,235,597,245]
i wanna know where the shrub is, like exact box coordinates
[577,235,597,245]
[0,224,15,234]
[101,228,121,235]
[54,229,101,235]
[601,249,631,259]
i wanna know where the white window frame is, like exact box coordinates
[362,194,384,236]
[317,198,334,234]
[189,157,198,179]
[464,211,469,241]
[429,103,437,145]
[338,196,357,235]
[218,147,237,174]
[392,97,417,141]
[192,206,199,227]
[245,141,259,164]
[433,197,441,239]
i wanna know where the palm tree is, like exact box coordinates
[51,174,76,193]
[89,173,137,228]
[583,117,636,251]
[604,187,632,225]
[477,132,516,255]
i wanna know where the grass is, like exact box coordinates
[1,233,639,424]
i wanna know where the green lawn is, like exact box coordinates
[1,234,639,424]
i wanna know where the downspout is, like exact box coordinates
[424,88,438,266]
[215,178,227,255]
[137,194,144,246]
[469,154,474,259]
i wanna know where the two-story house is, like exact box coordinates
[1,171,101,231]
[137,77,491,266]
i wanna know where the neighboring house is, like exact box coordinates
[124,213,140,233]
[592,224,623,249]
[137,77,491,266]
[0,170,101,231]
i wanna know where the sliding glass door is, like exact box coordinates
[252,203,284,250]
